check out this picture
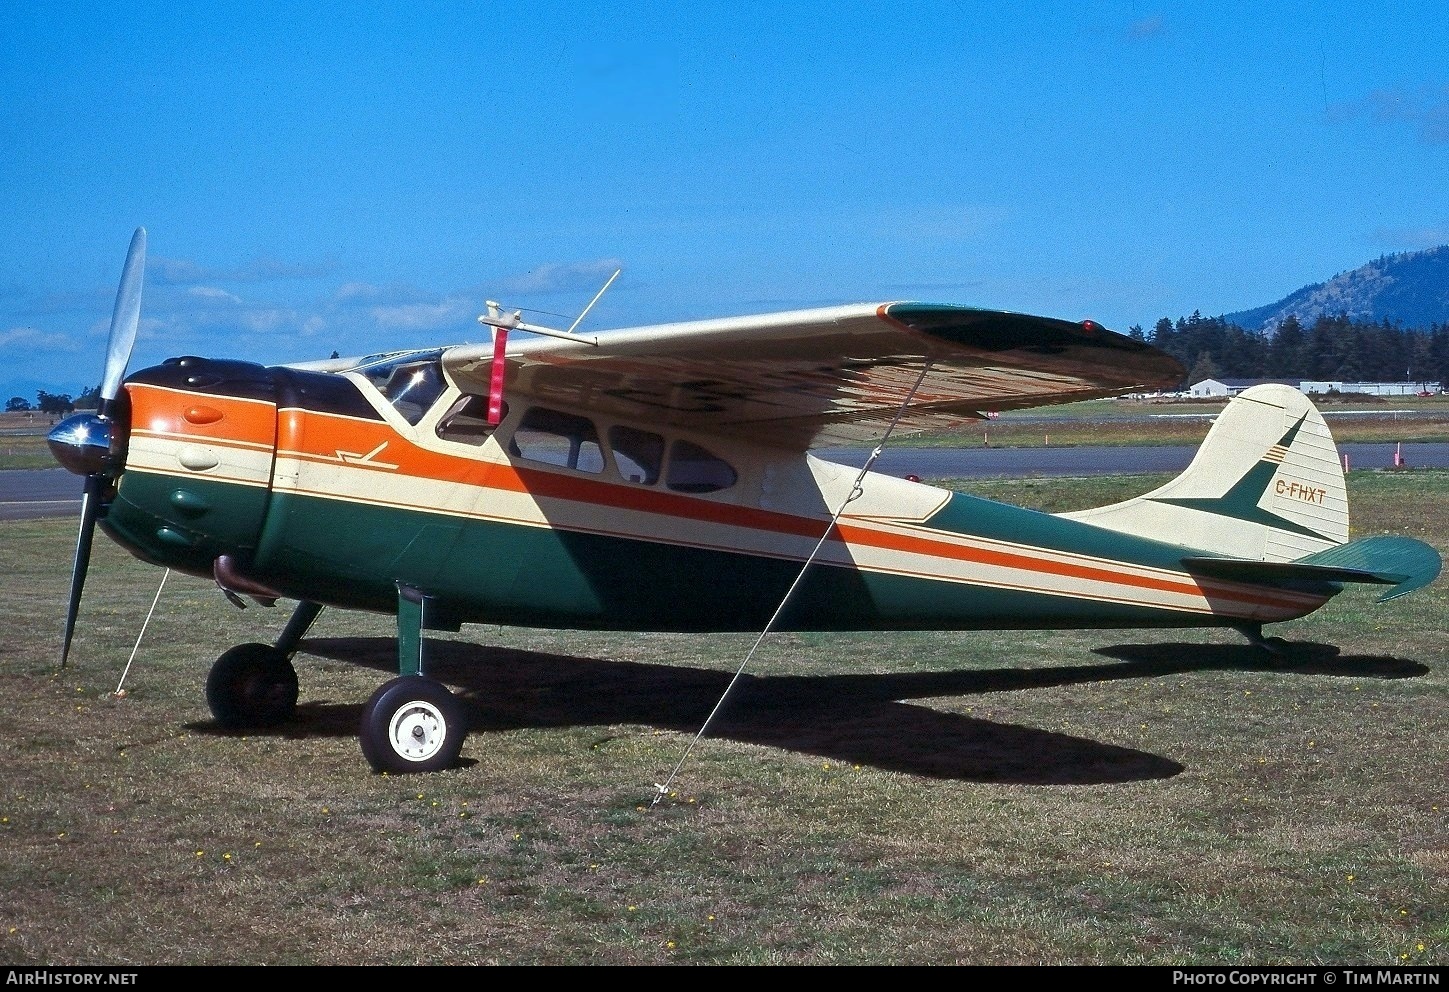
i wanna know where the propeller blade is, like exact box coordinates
[59,475,103,669]
[58,228,147,669]
[98,227,147,406]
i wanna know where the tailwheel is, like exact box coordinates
[1236,623,1290,660]
[359,676,467,774]
[205,643,299,728]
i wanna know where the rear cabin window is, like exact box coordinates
[511,407,604,473]
[666,440,737,493]
[436,395,506,447]
[609,426,663,484]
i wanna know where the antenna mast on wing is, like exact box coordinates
[476,267,621,347]
[566,267,620,335]
[475,268,622,424]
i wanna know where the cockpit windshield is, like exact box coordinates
[350,350,448,425]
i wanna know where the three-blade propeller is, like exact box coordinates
[49,227,147,668]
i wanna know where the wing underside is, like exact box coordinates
[441,302,1186,448]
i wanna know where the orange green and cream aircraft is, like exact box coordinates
[48,229,1442,774]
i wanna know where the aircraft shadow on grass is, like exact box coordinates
[186,636,1426,787]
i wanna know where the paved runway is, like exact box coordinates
[817,441,1449,479]
[6,442,1449,521]
[0,468,82,520]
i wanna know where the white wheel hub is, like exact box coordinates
[387,700,448,762]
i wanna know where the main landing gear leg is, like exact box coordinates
[204,600,322,729]
[275,600,324,657]
[358,584,468,774]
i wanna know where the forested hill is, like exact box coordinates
[1139,311,1449,388]
[1221,245,1449,334]
[1131,245,1449,387]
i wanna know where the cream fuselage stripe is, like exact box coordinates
[129,390,1328,622]
[275,456,1326,621]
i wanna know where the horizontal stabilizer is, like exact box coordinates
[1183,535,1442,603]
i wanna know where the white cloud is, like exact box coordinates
[238,309,295,333]
[1328,84,1449,144]
[1126,16,1165,41]
[131,315,166,342]
[1370,224,1449,251]
[335,281,384,302]
[369,299,474,330]
[149,255,337,286]
[333,281,443,307]
[149,257,209,284]
[865,204,1006,243]
[187,286,244,304]
[499,258,625,295]
[0,325,82,351]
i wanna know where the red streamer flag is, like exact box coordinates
[487,326,508,424]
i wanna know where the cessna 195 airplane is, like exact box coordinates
[48,229,1442,774]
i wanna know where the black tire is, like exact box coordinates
[205,643,299,729]
[359,676,466,774]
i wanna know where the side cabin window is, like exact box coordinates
[666,440,737,494]
[355,353,447,426]
[609,426,663,484]
[504,404,736,494]
[436,395,507,447]
[511,407,604,473]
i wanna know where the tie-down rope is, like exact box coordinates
[650,360,935,807]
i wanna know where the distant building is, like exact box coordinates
[1187,378,1298,398]
[1299,381,1437,397]
[1189,378,1435,398]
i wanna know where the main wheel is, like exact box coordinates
[205,643,299,729]
[359,676,467,774]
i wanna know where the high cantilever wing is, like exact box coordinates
[441,302,1186,448]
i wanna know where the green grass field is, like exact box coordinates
[1,471,1446,965]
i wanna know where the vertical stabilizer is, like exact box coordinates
[1062,385,1347,561]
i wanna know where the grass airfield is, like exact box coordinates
[1,466,1445,965]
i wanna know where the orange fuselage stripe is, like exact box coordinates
[126,384,1324,615]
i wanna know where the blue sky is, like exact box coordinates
[3,2,1448,401]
